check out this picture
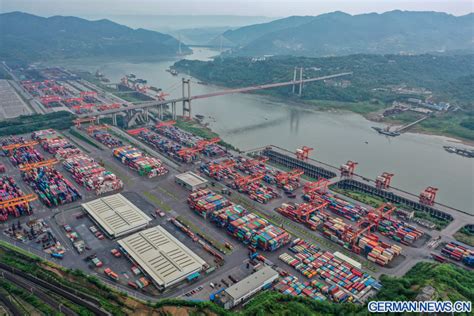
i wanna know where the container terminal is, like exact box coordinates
[0,66,472,308]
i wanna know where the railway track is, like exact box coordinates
[0,263,111,316]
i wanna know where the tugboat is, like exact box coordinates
[372,126,400,137]
[167,68,178,76]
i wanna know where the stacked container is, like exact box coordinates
[136,130,184,162]
[187,189,231,218]
[227,213,268,243]
[62,154,123,195]
[0,176,33,221]
[359,234,402,266]
[441,242,474,267]
[377,219,424,245]
[251,224,290,251]
[22,166,81,207]
[88,127,123,148]
[32,129,77,154]
[113,146,168,178]
[247,182,279,204]
[209,204,247,227]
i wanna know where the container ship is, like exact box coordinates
[443,146,474,158]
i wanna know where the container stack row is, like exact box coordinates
[441,242,474,267]
[135,129,184,161]
[0,176,33,221]
[32,129,77,154]
[22,167,81,207]
[247,182,279,204]
[62,154,123,195]
[209,204,247,227]
[88,127,123,148]
[279,239,380,302]
[377,219,424,245]
[113,145,168,178]
[273,275,327,301]
[359,235,402,266]
[187,189,231,218]
[188,190,290,251]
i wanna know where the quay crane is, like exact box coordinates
[207,160,236,178]
[295,146,313,161]
[419,186,438,206]
[375,172,394,190]
[340,160,358,178]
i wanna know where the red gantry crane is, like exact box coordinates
[208,160,236,178]
[2,141,39,154]
[340,160,358,178]
[73,117,97,128]
[276,169,304,186]
[0,194,38,214]
[419,186,438,206]
[375,172,394,190]
[296,146,314,161]
[19,159,58,171]
[155,120,176,129]
[177,137,221,159]
[233,172,265,189]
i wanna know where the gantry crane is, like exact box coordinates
[303,178,331,195]
[296,146,313,161]
[177,137,221,158]
[87,124,109,133]
[0,194,37,212]
[40,95,62,106]
[233,172,265,189]
[127,127,149,136]
[238,157,268,170]
[208,160,235,178]
[19,159,58,171]
[419,186,438,206]
[275,169,304,186]
[73,117,97,128]
[2,141,39,154]
[80,91,98,98]
[375,172,394,190]
[155,120,176,129]
[340,160,358,177]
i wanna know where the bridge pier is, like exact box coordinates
[112,113,117,126]
[171,102,177,120]
[182,78,192,119]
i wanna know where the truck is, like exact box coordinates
[51,252,63,259]
[104,268,119,281]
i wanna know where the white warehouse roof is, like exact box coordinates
[82,193,151,238]
[175,171,208,188]
[225,266,279,301]
[117,226,206,288]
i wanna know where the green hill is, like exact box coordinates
[223,11,474,57]
[0,11,190,62]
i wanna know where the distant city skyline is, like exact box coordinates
[1,0,472,17]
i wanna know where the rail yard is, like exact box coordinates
[0,66,472,310]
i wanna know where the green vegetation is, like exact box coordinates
[175,118,240,151]
[375,262,474,304]
[0,66,12,79]
[0,12,190,63]
[0,111,75,136]
[222,11,473,57]
[332,187,450,230]
[69,128,102,150]
[454,227,474,247]
[175,54,474,141]
[143,191,173,212]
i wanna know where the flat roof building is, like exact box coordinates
[118,226,206,289]
[82,194,151,238]
[175,171,208,191]
[216,266,279,309]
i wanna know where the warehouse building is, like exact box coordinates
[175,171,208,191]
[216,266,279,309]
[82,193,151,238]
[117,226,207,289]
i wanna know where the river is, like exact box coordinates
[62,48,473,213]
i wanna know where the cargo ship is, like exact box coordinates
[372,126,400,137]
[443,146,474,158]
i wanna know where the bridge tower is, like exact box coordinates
[298,67,303,96]
[182,78,192,119]
[292,67,304,96]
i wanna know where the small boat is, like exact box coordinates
[372,126,400,137]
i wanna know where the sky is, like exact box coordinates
[1,0,473,17]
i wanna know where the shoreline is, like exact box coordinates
[181,73,474,147]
